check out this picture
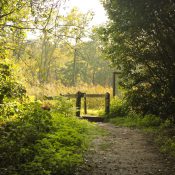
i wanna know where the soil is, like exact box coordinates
[75,123,175,175]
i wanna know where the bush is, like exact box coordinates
[0,102,94,175]
[50,97,74,117]
[108,97,129,118]
[0,62,26,104]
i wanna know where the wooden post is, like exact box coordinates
[76,91,82,117]
[84,93,87,115]
[105,92,110,114]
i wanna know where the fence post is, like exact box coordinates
[105,92,110,114]
[84,93,87,114]
[76,91,82,117]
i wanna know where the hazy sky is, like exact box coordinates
[65,0,108,26]
[28,0,107,39]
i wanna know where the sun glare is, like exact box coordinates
[27,0,107,39]
[66,0,107,26]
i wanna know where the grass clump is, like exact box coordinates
[110,113,161,128]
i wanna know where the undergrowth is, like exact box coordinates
[0,99,97,175]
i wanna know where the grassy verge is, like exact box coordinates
[109,114,175,157]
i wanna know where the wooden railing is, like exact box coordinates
[45,91,110,117]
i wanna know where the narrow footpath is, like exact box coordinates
[76,123,175,175]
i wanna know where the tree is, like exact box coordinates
[0,0,67,105]
[60,8,93,86]
[0,0,67,59]
[100,0,175,119]
[77,37,112,86]
[59,35,112,87]
[14,7,94,85]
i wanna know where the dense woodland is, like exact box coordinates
[100,0,175,120]
[0,0,175,174]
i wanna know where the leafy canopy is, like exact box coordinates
[100,0,175,118]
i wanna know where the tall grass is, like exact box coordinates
[26,83,112,98]
[26,82,112,116]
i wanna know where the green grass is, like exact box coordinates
[109,114,175,157]
[81,109,104,116]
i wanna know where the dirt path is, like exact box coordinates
[76,123,175,175]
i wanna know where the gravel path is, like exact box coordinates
[76,123,175,175]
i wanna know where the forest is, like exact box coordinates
[0,0,175,174]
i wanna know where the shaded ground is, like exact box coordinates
[76,123,175,175]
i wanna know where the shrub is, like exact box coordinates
[51,97,74,117]
[0,102,94,175]
[108,97,129,118]
[0,61,26,122]
[0,62,26,104]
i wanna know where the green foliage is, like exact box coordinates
[1,0,112,88]
[0,102,20,121]
[100,0,175,119]
[0,61,26,121]
[0,0,30,58]
[156,119,175,156]
[0,62,26,103]
[0,101,95,175]
[108,97,129,118]
[50,97,75,117]
[157,136,175,157]
[0,2,106,174]
[110,113,161,128]
[22,35,112,87]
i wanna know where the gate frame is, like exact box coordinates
[76,92,110,117]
